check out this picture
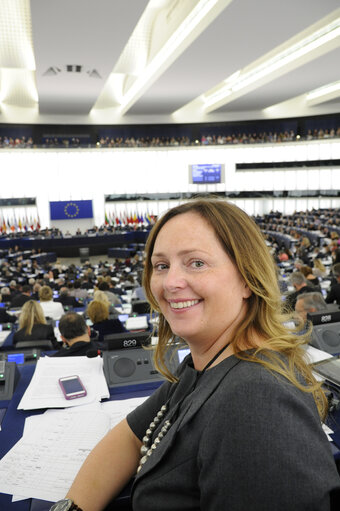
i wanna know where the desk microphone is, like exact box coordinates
[86,348,102,358]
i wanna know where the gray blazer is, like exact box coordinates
[128,354,340,510]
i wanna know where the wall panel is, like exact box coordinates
[0,139,339,230]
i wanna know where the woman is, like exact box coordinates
[52,199,340,511]
[300,265,321,288]
[39,285,64,320]
[13,300,59,348]
[93,290,119,315]
[87,300,125,342]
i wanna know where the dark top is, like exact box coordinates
[326,283,340,306]
[51,339,99,357]
[127,353,340,511]
[10,293,32,308]
[13,323,59,349]
[92,318,125,342]
[0,308,16,324]
[55,295,82,308]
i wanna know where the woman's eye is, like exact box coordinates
[154,262,168,271]
[192,260,204,268]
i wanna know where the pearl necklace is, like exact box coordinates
[136,341,231,474]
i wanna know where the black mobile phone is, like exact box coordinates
[58,375,87,400]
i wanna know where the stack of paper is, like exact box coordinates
[0,397,147,502]
[18,356,110,410]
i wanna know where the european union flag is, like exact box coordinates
[50,200,93,220]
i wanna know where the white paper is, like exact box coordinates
[125,316,148,330]
[0,330,10,347]
[17,356,109,410]
[303,345,333,365]
[1,396,150,502]
[101,396,148,429]
[0,409,110,502]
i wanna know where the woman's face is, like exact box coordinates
[150,212,251,348]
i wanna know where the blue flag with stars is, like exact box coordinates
[50,200,93,220]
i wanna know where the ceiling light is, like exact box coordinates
[306,80,340,105]
[200,11,340,112]
[118,0,231,115]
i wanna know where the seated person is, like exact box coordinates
[97,281,121,306]
[87,300,125,342]
[295,292,328,324]
[13,300,59,348]
[326,263,340,306]
[0,287,12,303]
[39,285,65,320]
[300,265,321,289]
[0,306,17,324]
[93,290,119,315]
[284,271,316,312]
[72,280,89,300]
[10,284,32,308]
[52,312,100,357]
[55,287,82,308]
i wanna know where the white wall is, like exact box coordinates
[0,138,339,230]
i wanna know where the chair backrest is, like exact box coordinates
[15,340,54,350]
[131,301,150,314]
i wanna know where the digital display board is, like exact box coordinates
[189,164,224,184]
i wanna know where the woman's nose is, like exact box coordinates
[163,265,187,291]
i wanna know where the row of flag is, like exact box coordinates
[104,210,156,227]
[0,215,41,233]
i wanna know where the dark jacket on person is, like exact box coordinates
[92,318,125,342]
[326,282,340,306]
[55,295,82,308]
[51,339,99,357]
[0,308,17,324]
[10,293,32,308]
[13,323,59,349]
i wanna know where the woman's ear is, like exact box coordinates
[243,283,252,299]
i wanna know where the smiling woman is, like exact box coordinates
[149,211,252,368]
[58,199,340,511]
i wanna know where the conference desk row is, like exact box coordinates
[0,232,150,258]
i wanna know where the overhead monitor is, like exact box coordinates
[189,164,224,184]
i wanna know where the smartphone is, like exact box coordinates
[58,375,87,400]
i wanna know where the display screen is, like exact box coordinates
[61,377,84,394]
[8,353,25,364]
[190,164,223,184]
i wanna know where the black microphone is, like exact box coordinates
[86,348,102,358]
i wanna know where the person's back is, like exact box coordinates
[326,263,340,306]
[13,323,58,348]
[92,318,125,342]
[13,300,59,349]
[39,285,64,320]
[52,311,99,357]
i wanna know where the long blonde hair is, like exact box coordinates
[19,300,46,335]
[143,199,327,419]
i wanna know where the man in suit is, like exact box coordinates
[52,312,99,357]
[326,263,340,306]
[10,285,32,308]
[284,271,316,312]
[55,287,82,308]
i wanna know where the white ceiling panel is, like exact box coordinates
[0,0,339,123]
